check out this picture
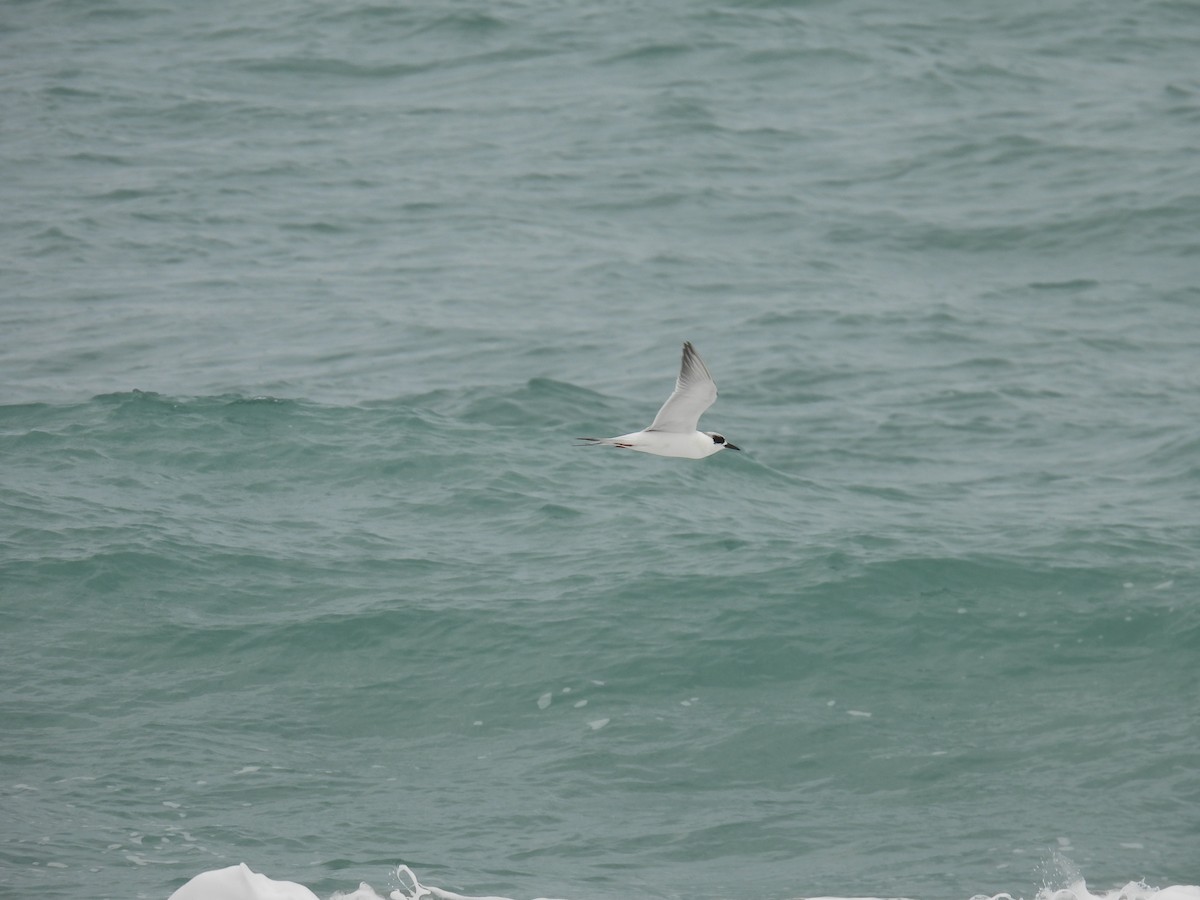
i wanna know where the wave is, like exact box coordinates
[168,863,1198,900]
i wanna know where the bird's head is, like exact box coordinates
[706,432,741,451]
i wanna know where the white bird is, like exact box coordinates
[578,341,741,459]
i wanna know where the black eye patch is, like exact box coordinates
[712,435,725,444]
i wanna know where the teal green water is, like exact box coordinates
[2,2,1199,899]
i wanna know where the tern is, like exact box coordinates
[578,341,741,459]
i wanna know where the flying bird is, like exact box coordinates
[578,341,740,459]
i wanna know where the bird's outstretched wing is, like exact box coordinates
[646,341,718,433]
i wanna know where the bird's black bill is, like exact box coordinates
[725,442,741,451]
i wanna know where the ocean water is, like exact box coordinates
[2,1,1198,898]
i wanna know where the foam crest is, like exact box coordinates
[970,882,1200,900]
[169,863,320,900]
[168,864,567,900]
[1038,884,1200,900]
[169,864,1198,900]
[386,865,567,900]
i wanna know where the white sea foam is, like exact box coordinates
[168,864,1200,900]
[169,863,319,899]
[1030,881,1200,900]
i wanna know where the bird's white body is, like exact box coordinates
[586,429,727,459]
[579,342,740,460]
